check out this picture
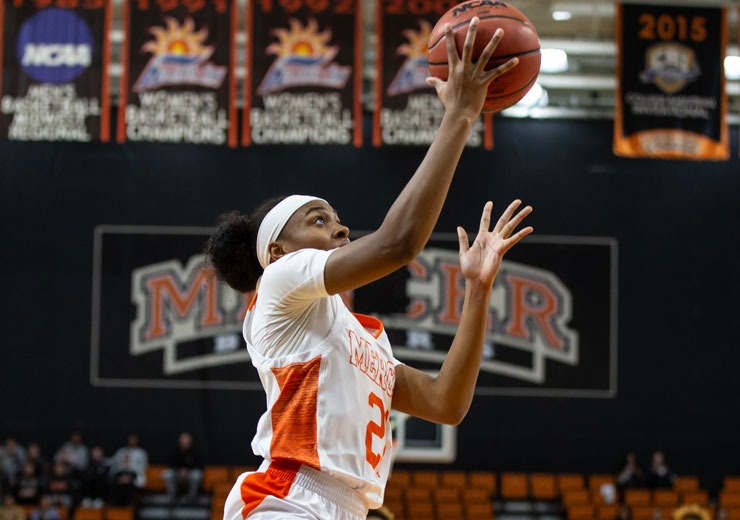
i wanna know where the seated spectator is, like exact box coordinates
[107,453,137,507]
[28,497,60,520]
[0,438,27,489]
[646,450,675,489]
[13,463,43,505]
[43,463,73,509]
[80,447,108,509]
[162,433,202,503]
[24,446,47,481]
[54,433,88,480]
[0,495,26,520]
[110,435,147,490]
[616,451,646,490]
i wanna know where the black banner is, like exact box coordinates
[373,0,493,148]
[92,227,617,398]
[0,0,111,141]
[117,0,237,146]
[244,0,363,146]
[614,3,728,160]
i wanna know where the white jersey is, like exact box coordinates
[242,248,400,510]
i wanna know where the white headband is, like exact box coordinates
[256,195,326,269]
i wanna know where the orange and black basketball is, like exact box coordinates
[427,0,541,112]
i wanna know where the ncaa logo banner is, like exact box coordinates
[614,3,728,160]
[91,227,617,398]
[0,0,111,141]
[372,0,493,149]
[243,0,363,146]
[116,0,237,147]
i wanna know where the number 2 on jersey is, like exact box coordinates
[365,392,389,469]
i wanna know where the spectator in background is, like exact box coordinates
[0,495,26,520]
[616,451,646,490]
[28,496,60,520]
[162,433,202,503]
[80,447,108,509]
[14,463,43,505]
[0,438,27,489]
[24,446,47,481]
[107,453,138,507]
[110,435,147,490]
[646,450,675,489]
[54,433,88,479]
[43,463,73,509]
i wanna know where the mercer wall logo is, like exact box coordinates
[130,255,252,374]
[129,249,577,385]
[381,248,578,384]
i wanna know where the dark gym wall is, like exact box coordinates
[1,117,739,493]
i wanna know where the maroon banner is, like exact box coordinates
[0,0,111,141]
[373,0,493,149]
[117,0,237,146]
[244,0,363,146]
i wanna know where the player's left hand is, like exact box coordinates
[457,200,533,287]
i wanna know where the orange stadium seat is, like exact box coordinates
[624,489,651,507]
[596,504,620,520]
[530,473,557,500]
[468,471,496,495]
[630,505,655,520]
[144,464,168,492]
[682,490,709,506]
[463,487,490,504]
[441,470,468,489]
[203,465,230,492]
[654,489,679,507]
[558,474,585,494]
[567,505,593,520]
[384,486,402,501]
[589,474,616,493]
[562,489,590,508]
[726,477,740,493]
[387,469,411,489]
[674,475,700,493]
[720,492,740,508]
[104,508,134,520]
[437,501,464,519]
[405,486,432,502]
[412,469,439,488]
[433,487,460,503]
[406,500,434,519]
[465,501,494,520]
[501,472,528,499]
[726,508,740,520]
[75,509,103,520]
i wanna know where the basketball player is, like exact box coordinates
[206,19,533,520]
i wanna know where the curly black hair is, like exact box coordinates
[204,196,287,293]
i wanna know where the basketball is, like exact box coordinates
[427,0,541,113]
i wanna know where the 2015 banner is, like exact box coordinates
[373,0,493,149]
[244,0,363,146]
[117,0,237,146]
[0,0,111,141]
[614,3,728,160]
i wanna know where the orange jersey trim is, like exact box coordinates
[270,356,322,469]
[239,461,300,518]
[352,313,384,339]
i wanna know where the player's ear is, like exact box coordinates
[268,242,286,264]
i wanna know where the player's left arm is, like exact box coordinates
[391,200,533,425]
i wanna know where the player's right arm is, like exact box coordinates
[323,20,518,296]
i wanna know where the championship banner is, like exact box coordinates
[373,0,493,148]
[0,0,111,141]
[614,3,728,160]
[92,227,617,399]
[117,0,237,146]
[243,0,363,146]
